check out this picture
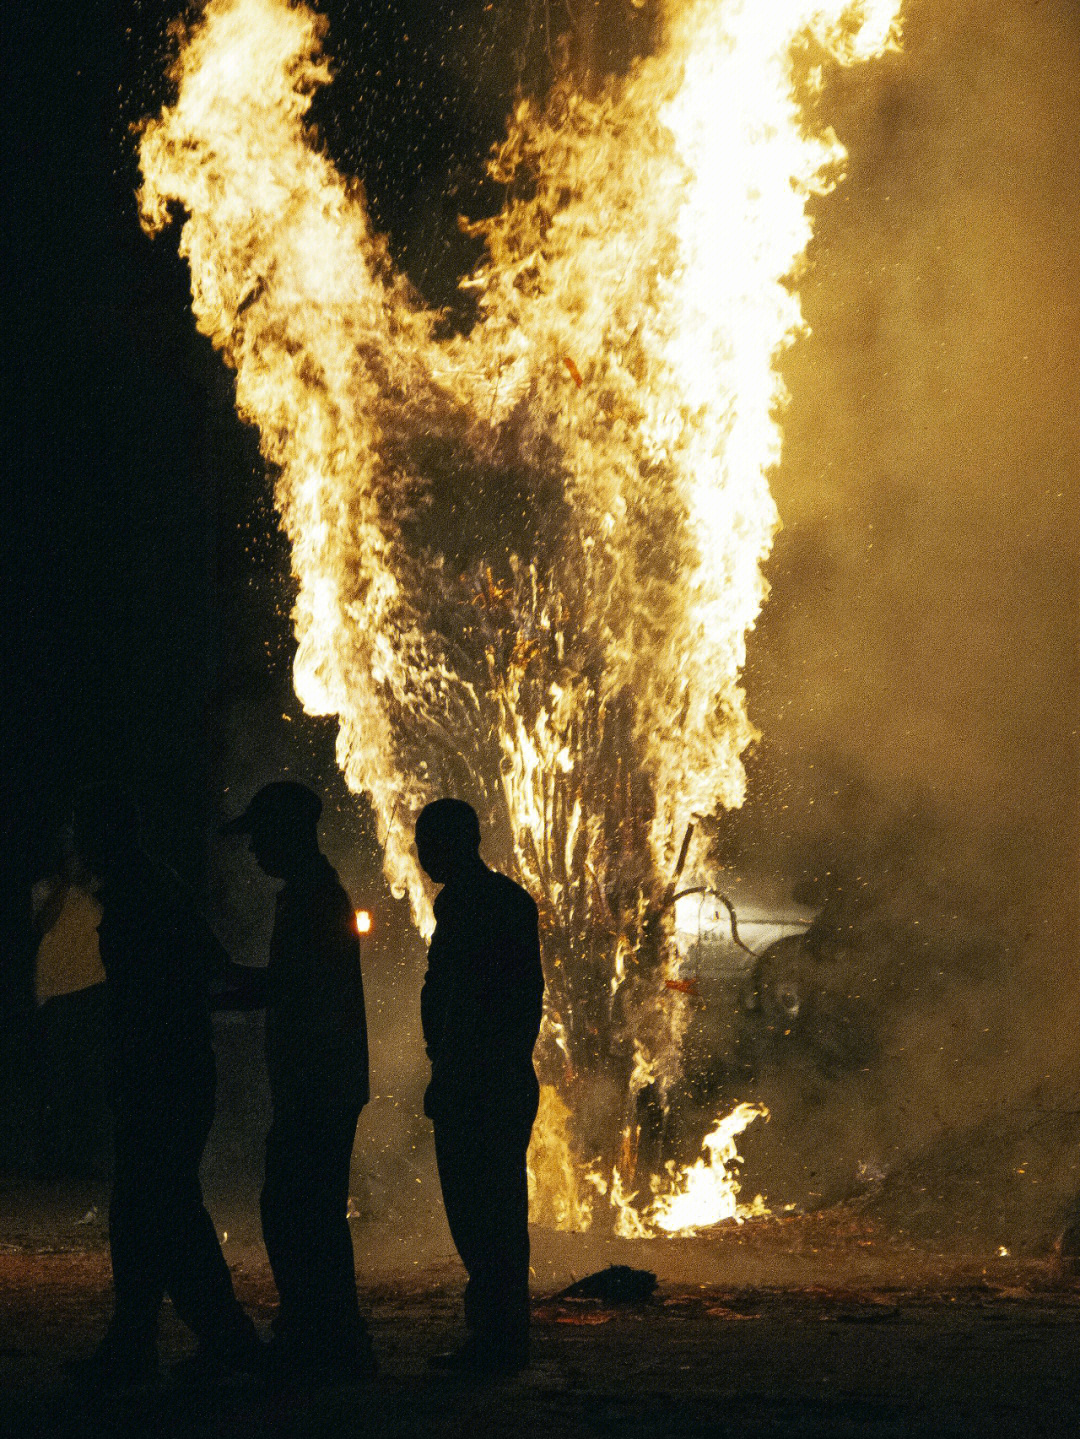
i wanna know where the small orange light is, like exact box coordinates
[355,909,372,935]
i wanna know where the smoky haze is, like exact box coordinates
[726,0,1080,1240]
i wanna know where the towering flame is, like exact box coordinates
[139,0,902,1233]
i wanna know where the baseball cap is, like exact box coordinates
[220,781,322,836]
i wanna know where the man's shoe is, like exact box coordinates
[428,1344,473,1372]
[69,1339,159,1391]
[477,1348,528,1377]
[265,1336,377,1392]
[306,1351,379,1387]
[170,1335,265,1385]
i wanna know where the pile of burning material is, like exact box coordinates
[138,0,904,1235]
[853,1089,1080,1263]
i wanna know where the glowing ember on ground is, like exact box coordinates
[138,0,902,1235]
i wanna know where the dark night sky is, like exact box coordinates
[9,2,244,868]
[6,0,532,879]
[3,2,498,1041]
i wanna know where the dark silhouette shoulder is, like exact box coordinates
[489,869,538,917]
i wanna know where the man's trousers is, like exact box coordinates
[432,1105,534,1360]
[261,1106,368,1364]
[109,1095,250,1356]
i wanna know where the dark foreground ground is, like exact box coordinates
[2,1183,1078,1439]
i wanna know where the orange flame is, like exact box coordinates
[138,0,902,1233]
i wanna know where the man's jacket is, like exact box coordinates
[421,864,544,1122]
[233,854,369,1115]
[96,850,223,1114]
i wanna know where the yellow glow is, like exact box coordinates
[355,909,372,936]
[527,1084,595,1231]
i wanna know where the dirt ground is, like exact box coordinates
[2,1182,1078,1438]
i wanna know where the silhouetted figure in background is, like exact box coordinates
[417,799,544,1374]
[71,785,259,1387]
[221,782,374,1386]
[31,837,109,1178]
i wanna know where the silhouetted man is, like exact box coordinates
[221,782,374,1386]
[71,785,260,1387]
[417,798,544,1374]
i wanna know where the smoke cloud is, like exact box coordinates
[726,0,1080,1243]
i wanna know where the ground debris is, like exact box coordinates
[553,1264,657,1304]
[532,1306,613,1325]
[824,1302,901,1323]
[3,1244,1080,1437]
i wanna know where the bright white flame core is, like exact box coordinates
[650,1100,770,1233]
[138,0,901,1232]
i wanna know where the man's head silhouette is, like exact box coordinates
[415,799,482,887]
[221,781,322,880]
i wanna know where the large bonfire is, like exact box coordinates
[138,0,902,1234]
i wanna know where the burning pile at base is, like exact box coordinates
[138,0,902,1235]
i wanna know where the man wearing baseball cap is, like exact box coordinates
[222,782,373,1386]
